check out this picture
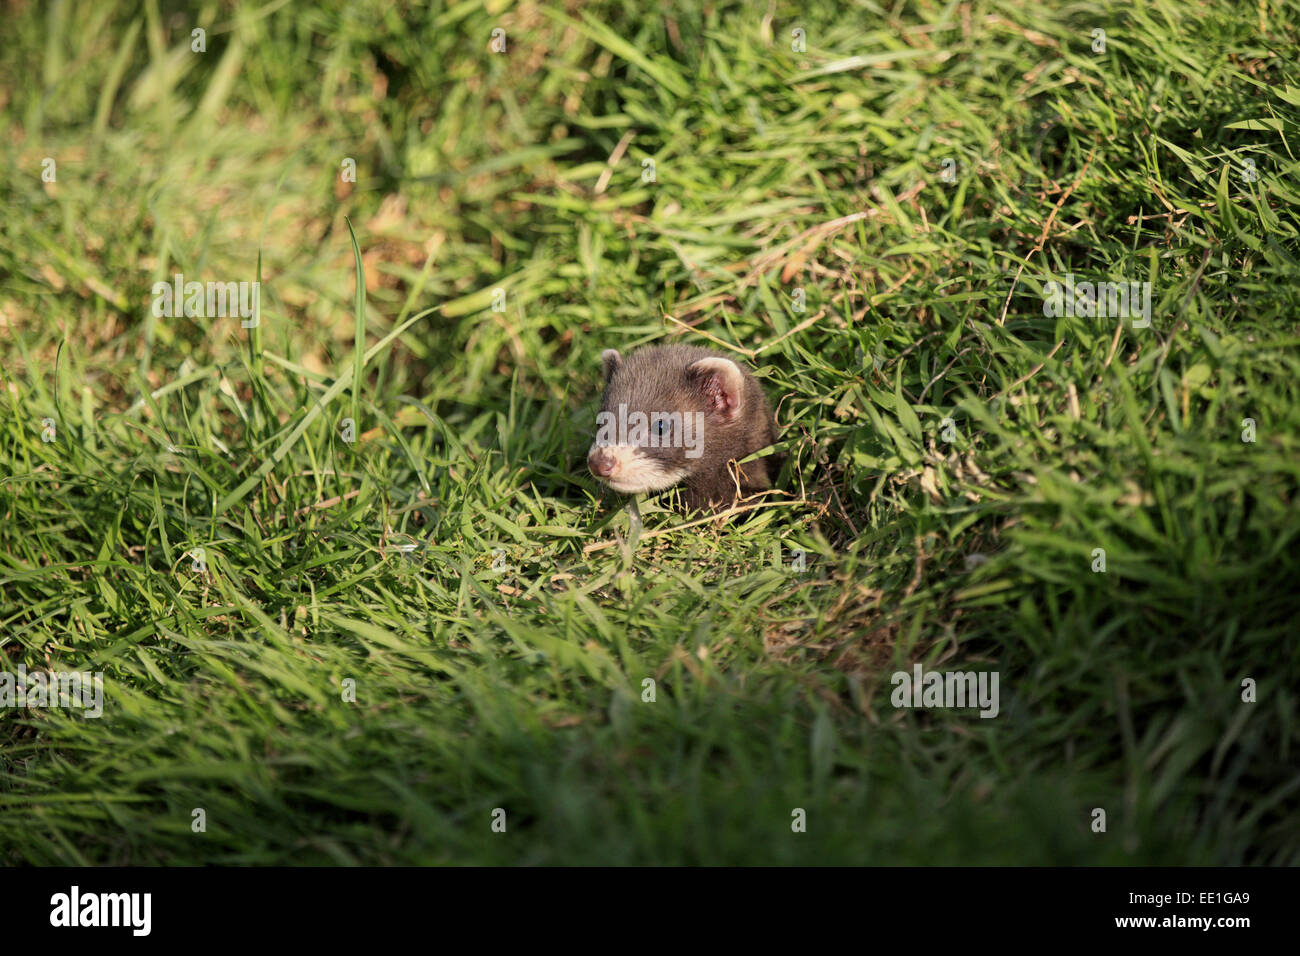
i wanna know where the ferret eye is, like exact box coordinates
[655,419,668,435]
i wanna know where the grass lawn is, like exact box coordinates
[1,0,1298,865]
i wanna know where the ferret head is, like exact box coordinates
[586,345,758,497]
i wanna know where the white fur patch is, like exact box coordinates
[588,444,688,494]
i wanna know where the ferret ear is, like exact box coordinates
[686,356,745,421]
[601,349,623,382]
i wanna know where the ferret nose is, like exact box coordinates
[588,448,618,478]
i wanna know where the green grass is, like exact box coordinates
[1,0,1298,864]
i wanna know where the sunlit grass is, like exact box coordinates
[1,0,1297,864]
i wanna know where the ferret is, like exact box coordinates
[586,344,779,513]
